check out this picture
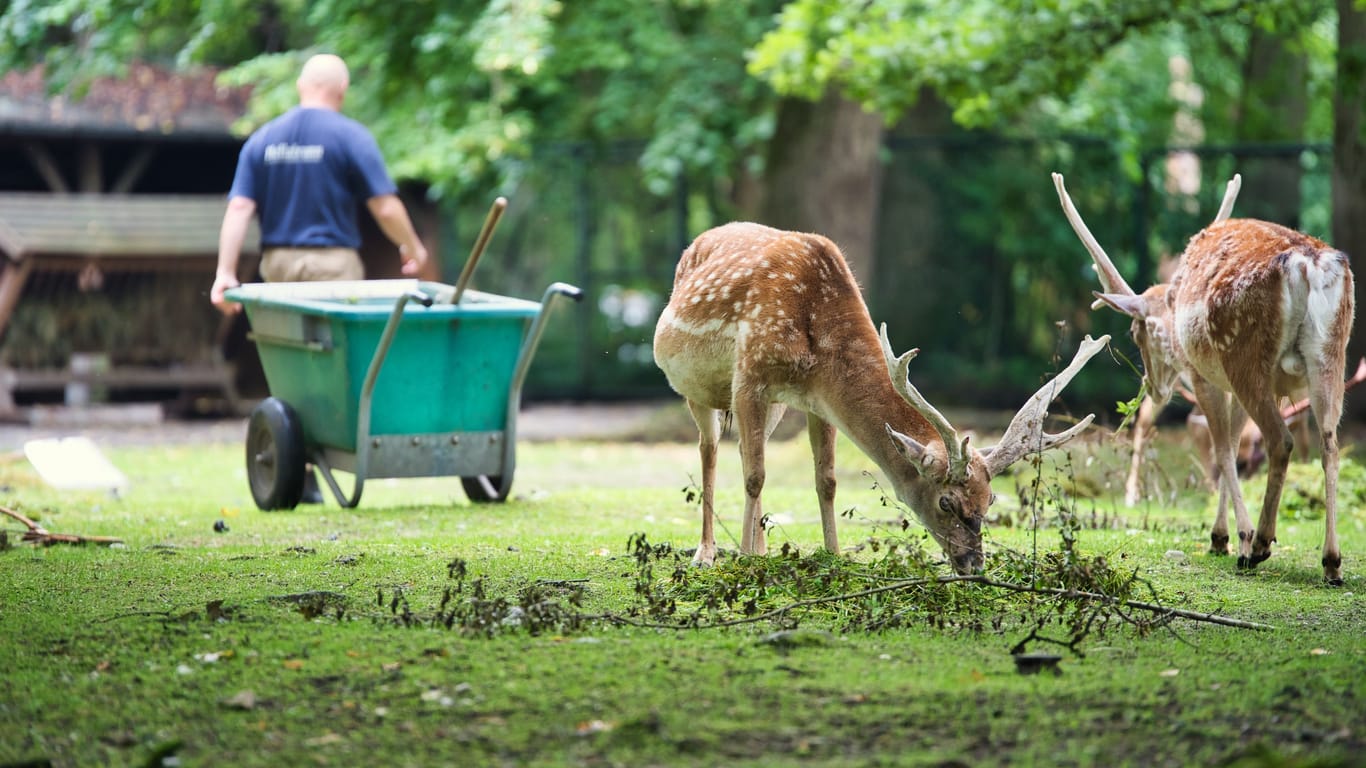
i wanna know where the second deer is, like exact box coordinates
[1053,172,1354,584]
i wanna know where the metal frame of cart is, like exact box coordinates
[225,278,581,509]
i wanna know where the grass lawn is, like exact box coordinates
[1,410,1363,767]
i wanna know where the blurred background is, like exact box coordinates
[0,1,1358,419]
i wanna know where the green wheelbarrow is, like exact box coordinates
[224,278,582,509]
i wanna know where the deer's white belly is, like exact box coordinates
[653,306,741,409]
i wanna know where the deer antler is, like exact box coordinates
[1214,173,1242,223]
[879,323,969,483]
[1052,173,1134,310]
[983,334,1111,477]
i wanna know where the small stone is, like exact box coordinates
[1013,653,1063,677]
[222,690,257,710]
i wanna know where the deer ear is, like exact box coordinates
[886,424,939,477]
[1092,291,1147,318]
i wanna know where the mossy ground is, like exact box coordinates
[1,421,1362,767]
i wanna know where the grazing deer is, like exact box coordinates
[1053,172,1355,584]
[652,222,1109,574]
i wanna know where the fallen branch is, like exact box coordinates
[1,505,123,547]
[597,573,1274,632]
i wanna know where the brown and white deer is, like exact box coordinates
[1053,172,1355,584]
[653,222,1110,574]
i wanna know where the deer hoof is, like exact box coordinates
[1323,555,1343,586]
[1208,533,1230,556]
[689,547,717,568]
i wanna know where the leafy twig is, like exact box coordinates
[595,573,1274,632]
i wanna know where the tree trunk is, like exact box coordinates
[1336,0,1366,419]
[866,91,964,371]
[759,90,885,282]
[1237,25,1308,226]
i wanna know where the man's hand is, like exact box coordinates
[210,273,242,315]
[368,195,428,276]
[400,243,429,276]
[215,195,255,315]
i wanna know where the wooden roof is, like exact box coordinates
[0,192,258,264]
[0,63,250,139]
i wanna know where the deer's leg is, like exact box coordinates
[1224,402,1252,554]
[751,403,788,555]
[686,400,722,566]
[1305,359,1347,585]
[1318,422,1343,585]
[1124,395,1156,507]
[733,395,777,556]
[1210,458,1231,556]
[808,413,839,554]
[1238,393,1292,571]
[1192,380,1250,559]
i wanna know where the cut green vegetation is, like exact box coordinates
[1,418,1362,767]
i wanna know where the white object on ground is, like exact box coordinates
[23,436,129,492]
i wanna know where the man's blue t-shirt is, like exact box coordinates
[229,107,397,249]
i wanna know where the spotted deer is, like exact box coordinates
[1053,172,1355,584]
[652,222,1110,573]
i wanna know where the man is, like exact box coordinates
[210,53,428,313]
[213,54,427,503]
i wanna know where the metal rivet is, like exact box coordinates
[371,439,381,449]
[411,437,422,446]
[450,435,460,445]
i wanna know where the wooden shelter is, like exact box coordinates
[0,193,259,413]
[0,63,254,416]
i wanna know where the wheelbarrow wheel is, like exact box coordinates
[461,474,510,503]
[246,397,307,511]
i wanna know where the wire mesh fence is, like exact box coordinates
[0,137,1333,414]
[459,138,1332,412]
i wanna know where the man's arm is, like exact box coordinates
[366,193,429,276]
[212,195,257,314]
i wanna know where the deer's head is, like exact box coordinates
[878,326,1110,573]
[1053,171,1241,407]
[1091,284,1183,405]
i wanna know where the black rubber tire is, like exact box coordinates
[246,397,307,511]
[461,474,511,503]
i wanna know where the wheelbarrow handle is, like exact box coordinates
[449,197,508,305]
[506,281,584,400]
[497,280,585,487]
[546,282,584,303]
[406,289,435,308]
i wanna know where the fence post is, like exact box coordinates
[572,145,595,398]
[672,172,689,276]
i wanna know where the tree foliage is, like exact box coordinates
[0,0,783,199]
[749,0,1335,173]
[0,0,1341,194]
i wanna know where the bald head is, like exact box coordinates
[297,54,350,110]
